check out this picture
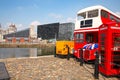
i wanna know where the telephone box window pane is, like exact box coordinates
[113,33,120,69]
[114,37,120,47]
[100,34,106,50]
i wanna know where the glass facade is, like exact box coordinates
[37,23,59,40]
[37,23,75,40]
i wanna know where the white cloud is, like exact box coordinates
[4,21,41,31]
[30,21,41,26]
[3,22,15,29]
[6,22,12,26]
[17,24,23,28]
[66,17,76,23]
[2,22,25,31]
[16,24,27,31]
[2,23,10,29]
[49,13,63,19]
[48,13,76,23]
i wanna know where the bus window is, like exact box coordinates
[80,19,92,28]
[110,14,115,21]
[86,33,93,43]
[116,18,120,23]
[85,19,92,26]
[101,10,108,18]
[81,21,84,26]
[75,33,84,43]
[77,12,86,20]
[88,9,98,18]
[86,32,98,43]
[110,14,120,23]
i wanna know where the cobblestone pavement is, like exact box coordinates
[0,56,119,80]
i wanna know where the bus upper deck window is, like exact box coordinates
[88,9,98,18]
[116,18,120,23]
[77,12,86,20]
[101,10,108,18]
[110,15,115,21]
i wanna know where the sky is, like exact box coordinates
[0,0,120,31]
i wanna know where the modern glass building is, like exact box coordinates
[37,22,75,40]
[37,23,59,40]
[59,22,75,40]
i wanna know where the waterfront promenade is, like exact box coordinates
[0,56,119,80]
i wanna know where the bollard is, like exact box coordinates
[94,50,99,79]
[54,46,56,57]
[66,45,70,60]
[80,48,84,66]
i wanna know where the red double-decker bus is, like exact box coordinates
[74,5,120,61]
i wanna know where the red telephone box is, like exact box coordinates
[99,22,120,76]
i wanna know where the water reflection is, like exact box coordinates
[0,48,37,59]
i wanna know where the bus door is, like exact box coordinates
[86,32,98,43]
[83,32,98,61]
[74,32,86,58]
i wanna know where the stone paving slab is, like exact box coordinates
[0,56,119,80]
